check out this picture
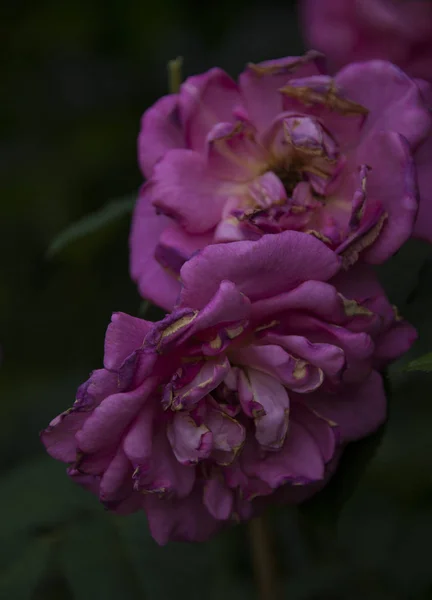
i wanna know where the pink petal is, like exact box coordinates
[172,356,231,410]
[205,406,245,465]
[122,403,155,465]
[239,52,323,132]
[303,370,387,442]
[155,222,213,274]
[135,431,195,498]
[374,321,417,368]
[291,402,336,463]
[179,67,242,151]
[138,94,185,178]
[232,344,323,393]
[41,409,87,462]
[206,121,267,181]
[261,334,345,381]
[129,185,181,310]
[245,420,325,487]
[246,368,290,449]
[180,230,341,309]
[354,131,418,264]
[335,60,432,150]
[99,449,132,503]
[104,312,152,371]
[203,473,233,520]
[251,280,347,323]
[144,487,220,545]
[76,378,157,454]
[167,412,212,465]
[151,149,231,233]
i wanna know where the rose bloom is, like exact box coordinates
[301,0,432,80]
[42,233,415,544]
[130,52,432,311]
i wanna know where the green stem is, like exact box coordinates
[248,515,279,600]
[167,56,183,94]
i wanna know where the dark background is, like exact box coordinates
[2,1,432,598]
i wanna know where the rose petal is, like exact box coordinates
[138,94,185,178]
[129,185,181,310]
[180,230,341,309]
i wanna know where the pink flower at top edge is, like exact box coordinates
[301,0,432,81]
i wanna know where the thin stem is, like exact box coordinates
[167,56,183,94]
[248,515,279,600]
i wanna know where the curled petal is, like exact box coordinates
[104,312,151,372]
[41,409,87,463]
[261,334,345,381]
[76,378,157,454]
[205,406,245,465]
[239,52,324,132]
[167,412,212,465]
[179,68,242,151]
[172,356,231,410]
[245,368,290,450]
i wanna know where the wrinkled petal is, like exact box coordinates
[233,344,323,392]
[261,334,345,381]
[180,230,341,309]
[355,131,418,264]
[172,356,231,410]
[167,412,212,465]
[239,52,324,132]
[205,406,245,465]
[76,379,157,454]
[243,368,290,449]
[104,312,152,371]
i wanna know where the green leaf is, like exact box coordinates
[46,194,136,258]
[406,352,432,373]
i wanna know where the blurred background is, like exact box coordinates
[2,0,432,598]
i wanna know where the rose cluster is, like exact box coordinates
[42,2,432,545]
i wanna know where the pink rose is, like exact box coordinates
[301,0,432,80]
[130,53,432,310]
[42,233,416,544]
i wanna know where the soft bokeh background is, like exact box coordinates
[2,1,432,598]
